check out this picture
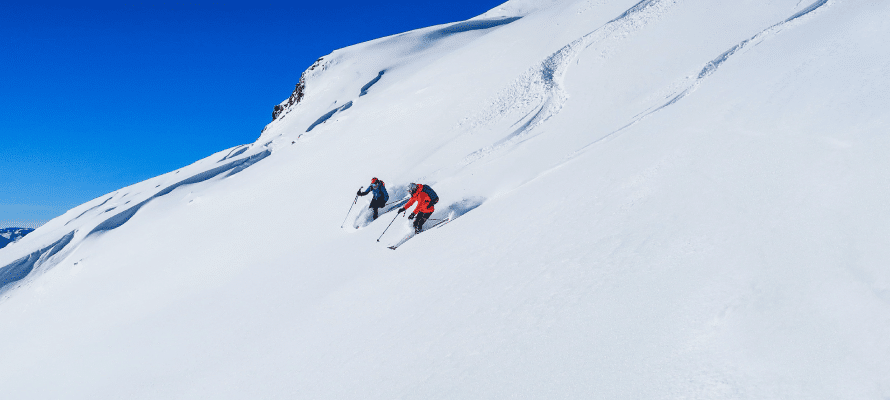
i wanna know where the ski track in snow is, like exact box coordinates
[457,0,679,166]
[568,0,832,155]
[456,0,829,180]
[462,0,832,205]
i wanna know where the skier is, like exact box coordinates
[398,183,438,234]
[357,177,389,219]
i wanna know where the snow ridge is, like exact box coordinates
[0,148,272,296]
[306,101,354,132]
[89,150,271,236]
[0,231,74,295]
[219,145,249,162]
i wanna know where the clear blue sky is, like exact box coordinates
[0,1,505,227]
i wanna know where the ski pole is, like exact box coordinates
[340,187,361,228]
[377,210,403,242]
[383,197,410,207]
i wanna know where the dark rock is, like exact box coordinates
[272,58,325,121]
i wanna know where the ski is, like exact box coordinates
[426,218,451,230]
[386,217,451,250]
[387,232,414,250]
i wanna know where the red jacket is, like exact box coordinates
[404,185,435,214]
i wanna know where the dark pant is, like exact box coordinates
[413,212,432,233]
[369,198,386,219]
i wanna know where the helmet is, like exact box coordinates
[371,177,379,184]
[408,183,418,193]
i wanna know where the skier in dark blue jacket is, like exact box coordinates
[357,177,389,219]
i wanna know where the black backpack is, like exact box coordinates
[421,185,438,205]
[379,181,389,202]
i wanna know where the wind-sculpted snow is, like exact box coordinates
[0,145,272,300]
[219,145,249,162]
[591,0,832,144]
[403,17,523,54]
[359,71,385,97]
[64,195,113,226]
[787,0,830,22]
[423,17,522,42]
[88,150,271,236]
[306,69,385,133]
[0,231,74,294]
[458,0,678,165]
[306,101,353,132]
[610,0,660,22]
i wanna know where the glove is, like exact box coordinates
[408,213,416,220]
[397,207,406,213]
[356,190,362,196]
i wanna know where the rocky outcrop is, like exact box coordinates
[272,58,325,121]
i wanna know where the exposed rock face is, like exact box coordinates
[0,227,34,250]
[272,58,325,121]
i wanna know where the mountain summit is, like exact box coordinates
[1,0,888,398]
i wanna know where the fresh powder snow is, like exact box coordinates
[1,0,889,398]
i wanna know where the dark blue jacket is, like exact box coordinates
[360,182,389,202]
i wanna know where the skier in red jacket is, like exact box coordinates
[398,183,437,234]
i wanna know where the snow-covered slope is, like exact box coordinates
[2,0,889,398]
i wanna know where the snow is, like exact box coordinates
[2,0,889,398]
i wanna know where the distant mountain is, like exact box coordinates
[0,228,34,250]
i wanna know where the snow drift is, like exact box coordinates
[2,0,889,398]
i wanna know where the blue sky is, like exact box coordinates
[0,1,506,227]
